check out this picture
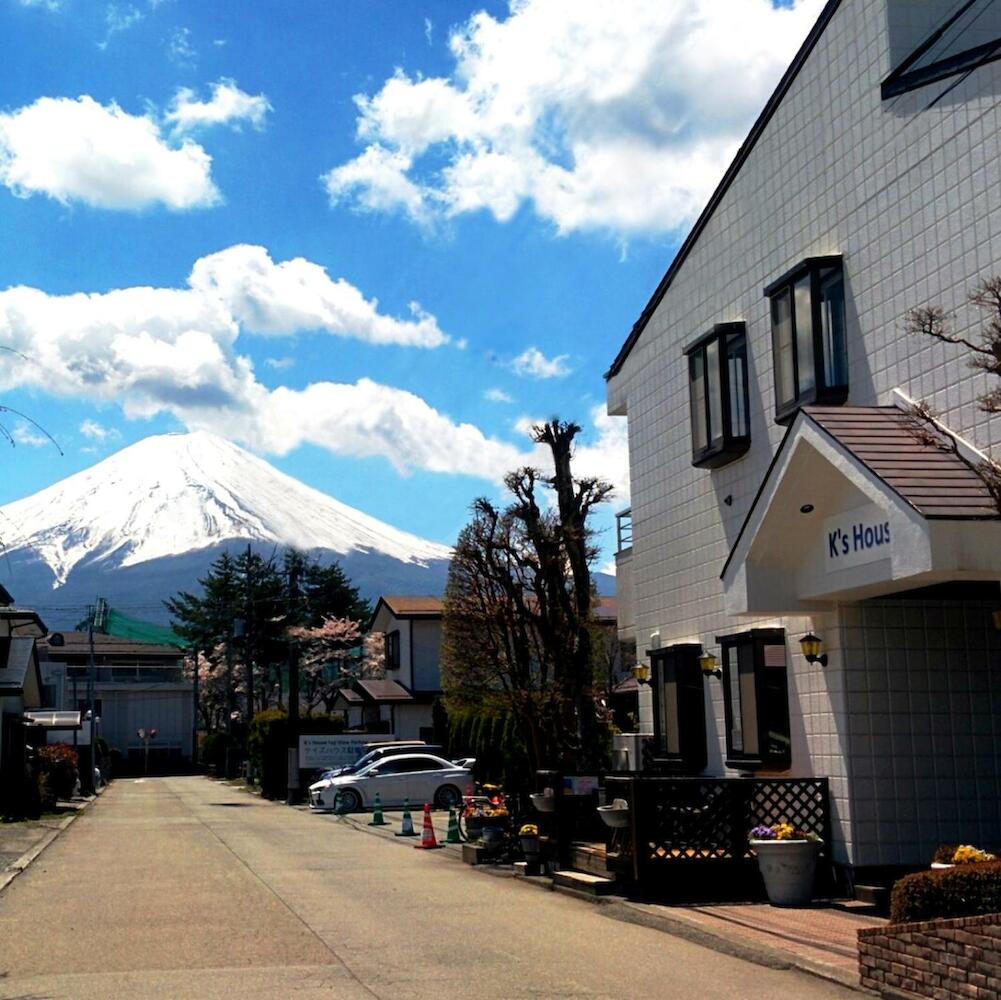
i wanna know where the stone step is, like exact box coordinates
[552,870,617,896]
[854,884,891,912]
[569,844,611,878]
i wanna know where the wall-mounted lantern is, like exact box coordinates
[699,649,721,678]
[632,663,652,684]
[799,633,828,666]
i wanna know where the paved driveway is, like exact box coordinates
[0,776,862,999]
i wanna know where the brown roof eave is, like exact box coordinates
[605,0,843,382]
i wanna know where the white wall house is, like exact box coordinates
[607,0,1001,888]
[367,596,445,742]
[38,633,193,769]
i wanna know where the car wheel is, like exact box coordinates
[336,788,362,812]
[434,784,462,809]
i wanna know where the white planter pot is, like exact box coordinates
[750,839,821,906]
[596,798,630,829]
[530,792,556,813]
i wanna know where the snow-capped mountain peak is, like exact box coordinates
[0,431,452,586]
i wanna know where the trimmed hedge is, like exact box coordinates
[891,861,1001,924]
[248,710,345,799]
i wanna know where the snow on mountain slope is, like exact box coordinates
[0,431,452,586]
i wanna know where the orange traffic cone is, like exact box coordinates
[414,802,442,850]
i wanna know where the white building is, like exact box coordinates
[607,0,1001,890]
[38,632,193,770]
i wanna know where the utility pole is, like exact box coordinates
[191,645,199,767]
[286,557,301,806]
[244,543,255,723]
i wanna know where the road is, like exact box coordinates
[0,776,861,999]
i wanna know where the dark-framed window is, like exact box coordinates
[685,323,751,468]
[763,256,847,424]
[717,628,790,771]
[385,630,400,670]
[649,644,707,773]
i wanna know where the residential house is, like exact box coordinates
[606,0,1001,891]
[0,585,47,814]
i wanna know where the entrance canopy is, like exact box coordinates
[23,710,83,730]
[722,405,1001,615]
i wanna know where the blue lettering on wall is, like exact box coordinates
[828,518,893,561]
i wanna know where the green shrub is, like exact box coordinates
[38,743,79,800]
[891,861,1001,924]
[201,731,239,774]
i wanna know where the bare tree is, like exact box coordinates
[441,419,613,771]
[905,278,1001,511]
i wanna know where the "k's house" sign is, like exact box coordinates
[823,504,893,571]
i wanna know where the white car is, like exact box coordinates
[308,753,471,813]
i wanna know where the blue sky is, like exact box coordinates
[0,0,822,571]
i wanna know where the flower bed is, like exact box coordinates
[891,861,1001,924]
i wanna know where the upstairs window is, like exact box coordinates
[764,256,847,424]
[649,644,707,773]
[685,323,750,468]
[717,628,790,771]
[385,630,400,670]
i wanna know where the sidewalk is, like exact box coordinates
[0,797,95,895]
[318,803,882,993]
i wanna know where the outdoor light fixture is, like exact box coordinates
[799,633,828,666]
[699,649,721,678]
[800,503,815,514]
[632,663,652,684]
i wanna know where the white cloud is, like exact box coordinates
[79,419,119,442]
[510,346,570,379]
[188,244,448,346]
[166,79,271,134]
[264,356,294,370]
[11,421,49,447]
[99,3,143,48]
[484,387,512,403]
[424,17,432,46]
[324,0,824,235]
[167,25,195,66]
[17,0,62,10]
[324,144,431,225]
[0,95,219,210]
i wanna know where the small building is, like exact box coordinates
[366,596,445,741]
[605,0,1001,893]
[38,632,193,771]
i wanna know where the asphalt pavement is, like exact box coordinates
[0,776,864,999]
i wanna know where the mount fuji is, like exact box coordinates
[0,432,454,627]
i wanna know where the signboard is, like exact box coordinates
[298,734,394,770]
[824,504,892,571]
[563,775,599,796]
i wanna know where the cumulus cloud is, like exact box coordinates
[11,421,49,447]
[0,246,536,481]
[484,387,512,403]
[264,356,294,370]
[79,419,119,442]
[0,95,219,210]
[510,346,570,379]
[166,79,271,134]
[323,0,824,235]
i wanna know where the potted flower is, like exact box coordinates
[748,822,823,906]
[520,823,540,858]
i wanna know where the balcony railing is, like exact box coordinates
[616,508,633,553]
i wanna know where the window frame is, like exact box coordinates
[684,322,751,468]
[385,630,401,671]
[716,628,791,771]
[763,255,848,424]
[649,643,707,773]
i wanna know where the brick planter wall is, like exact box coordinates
[858,913,1001,999]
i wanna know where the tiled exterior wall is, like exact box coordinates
[858,912,1001,999]
[607,0,1001,868]
[841,599,1001,867]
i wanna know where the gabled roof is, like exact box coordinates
[806,406,998,518]
[605,0,843,380]
[0,583,12,607]
[376,595,443,617]
[39,631,183,658]
[0,636,38,692]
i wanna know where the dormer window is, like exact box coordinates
[685,323,750,468]
[764,256,847,424]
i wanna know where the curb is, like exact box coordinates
[325,806,867,993]
[0,801,93,897]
